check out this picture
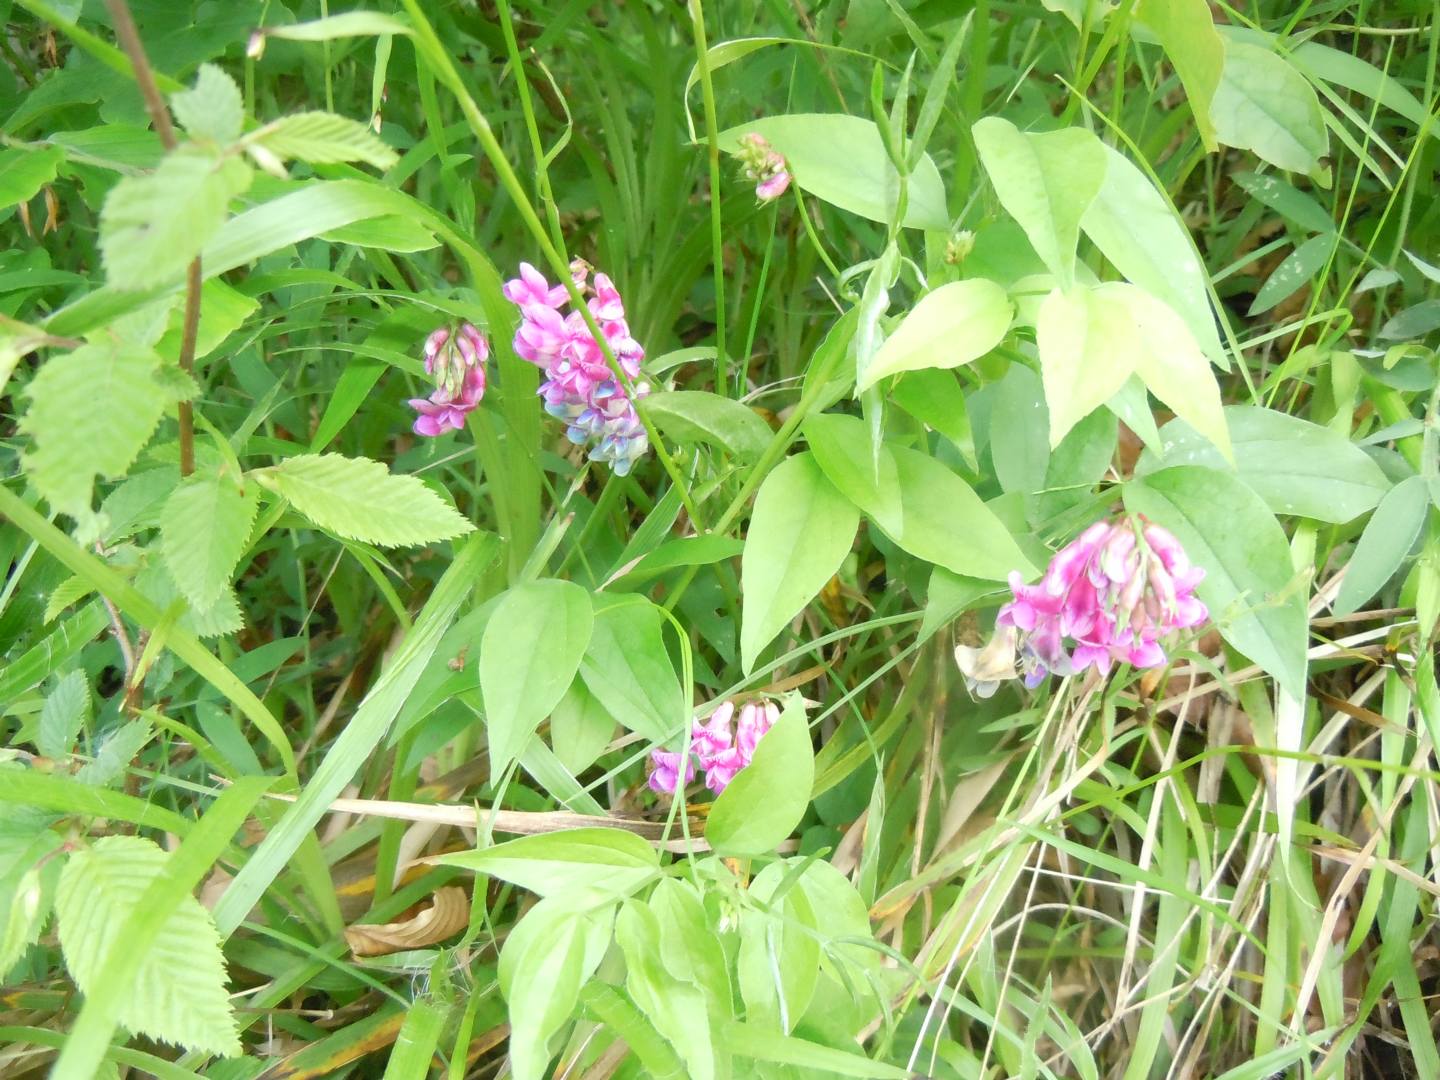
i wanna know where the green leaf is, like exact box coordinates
[548,679,616,776]
[578,596,683,743]
[39,671,89,760]
[21,344,176,523]
[1036,286,1137,447]
[737,860,821,1031]
[1124,466,1308,697]
[76,718,153,788]
[919,568,1005,642]
[1212,40,1329,175]
[497,898,613,1080]
[319,215,438,252]
[135,565,244,640]
[740,453,860,673]
[1109,283,1232,460]
[1081,145,1224,364]
[988,362,1051,494]
[889,368,976,467]
[1334,476,1430,615]
[707,696,814,856]
[1378,300,1440,341]
[649,878,732,1018]
[615,902,717,1080]
[1231,171,1335,235]
[716,114,948,230]
[155,280,259,363]
[0,146,64,212]
[56,836,239,1057]
[170,63,243,145]
[1249,234,1334,315]
[858,279,1012,391]
[480,580,593,774]
[438,828,660,903]
[161,472,259,610]
[256,453,473,547]
[250,111,398,170]
[804,412,903,533]
[1134,0,1224,150]
[262,12,413,40]
[1142,406,1389,523]
[643,390,773,462]
[971,118,1107,286]
[0,828,62,981]
[99,149,252,290]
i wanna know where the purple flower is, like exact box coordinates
[408,323,488,437]
[996,516,1207,685]
[504,261,651,475]
[645,699,780,798]
[737,132,791,203]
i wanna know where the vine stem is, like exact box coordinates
[102,0,201,477]
[687,0,729,396]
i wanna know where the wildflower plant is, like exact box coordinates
[1,1,1437,1078]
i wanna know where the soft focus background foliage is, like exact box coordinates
[2,0,1439,1077]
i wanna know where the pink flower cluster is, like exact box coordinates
[503,261,650,476]
[737,132,791,202]
[648,700,779,797]
[998,517,1207,685]
[407,323,488,436]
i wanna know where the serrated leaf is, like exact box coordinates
[44,576,96,623]
[136,564,245,639]
[99,149,252,290]
[170,63,244,145]
[21,344,171,522]
[56,835,239,1057]
[251,111,398,170]
[39,670,89,760]
[77,718,152,788]
[857,279,1012,391]
[161,472,259,610]
[257,453,474,547]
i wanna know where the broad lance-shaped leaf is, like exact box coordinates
[740,452,860,673]
[707,695,814,857]
[480,580,593,774]
[857,278,1013,391]
[642,390,773,462]
[1134,0,1224,150]
[1140,406,1389,523]
[161,471,260,610]
[100,148,253,290]
[255,453,473,547]
[715,114,948,230]
[1124,465,1308,698]
[970,118,1107,286]
[21,343,187,525]
[1334,475,1431,616]
[1211,40,1329,176]
[439,828,660,901]
[0,145,64,213]
[1036,286,1137,448]
[578,596,683,743]
[248,111,398,170]
[55,835,240,1057]
[1080,144,1224,365]
[498,898,614,1080]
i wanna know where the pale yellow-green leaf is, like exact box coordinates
[250,111,398,170]
[161,472,259,610]
[858,279,1013,390]
[56,836,240,1057]
[1035,286,1136,447]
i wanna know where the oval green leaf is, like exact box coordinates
[707,696,814,856]
[857,279,1012,391]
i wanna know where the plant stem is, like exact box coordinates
[688,0,729,396]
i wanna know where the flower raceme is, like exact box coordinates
[994,517,1207,687]
[504,260,651,476]
[647,700,780,797]
[407,323,488,436]
[737,132,791,202]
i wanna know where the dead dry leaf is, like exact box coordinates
[344,885,469,958]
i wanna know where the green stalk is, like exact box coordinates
[687,0,730,395]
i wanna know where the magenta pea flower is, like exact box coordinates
[646,699,780,798]
[737,132,791,202]
[504,260,651,476]
[995,516,1207,686]
[408,323,488,437]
